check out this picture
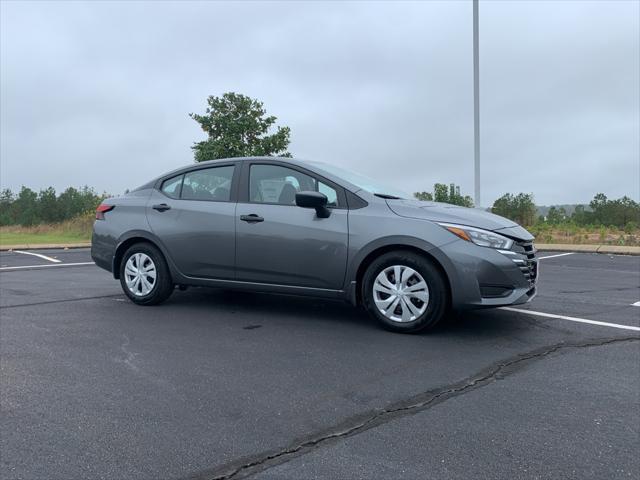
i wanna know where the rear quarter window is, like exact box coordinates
[161,175,183,199]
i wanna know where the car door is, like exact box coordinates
[235,161,349,290]
[146,163,238,279]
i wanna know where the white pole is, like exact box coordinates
[473,0,480,207]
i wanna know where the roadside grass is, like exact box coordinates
[529,224,640,246]
[0,214,93,246]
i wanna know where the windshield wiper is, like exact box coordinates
[374,193,402,200]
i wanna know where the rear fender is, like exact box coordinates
[113,230,184,281]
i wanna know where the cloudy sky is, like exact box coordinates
[1,0,638,206]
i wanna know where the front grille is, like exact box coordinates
[512,240,538,285]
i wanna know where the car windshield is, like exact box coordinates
[308,161,410,199]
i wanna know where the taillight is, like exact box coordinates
[95,204,115,220]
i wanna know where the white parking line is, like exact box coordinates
[0,262,95,271]
[13,250,62,263]
[632,301,640,307]
[501,307,640,332]
[538,252,575,260]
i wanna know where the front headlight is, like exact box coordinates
[438,222,514,250]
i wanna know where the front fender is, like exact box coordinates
[344,235,461,305]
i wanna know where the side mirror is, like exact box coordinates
[295,191,331,218]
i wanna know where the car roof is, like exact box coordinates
[195,156,294,165]
[165,156,298,176]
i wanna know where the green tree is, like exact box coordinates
[57,186,102,220]
[77,186,104,214]
[615,196,640,226]
[546,206,567,224]
[571,204,591,225]
[414,183,473,207]
[57,187,81,220]
[190,92,291,162]
[0,189,15,225]
[38,187,60,223]
[491,194,513,220]
[587,194,640,228]
[491,193,537,226]
[447,183,474,208]
[433,183,449,203]
[14,187,39,226]
[589,193,609,225]
[414,191,433,201]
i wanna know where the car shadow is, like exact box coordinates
[166,286,532,338]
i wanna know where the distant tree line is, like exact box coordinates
[0,187,105,226]
[2,179,637,233]
[491,192,639,230]
[413,185,638,231]
[579,194,639,229]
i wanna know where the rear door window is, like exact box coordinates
[182,166,235,202]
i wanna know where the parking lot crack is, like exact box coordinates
[186,336,640,480]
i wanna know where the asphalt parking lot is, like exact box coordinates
[1,248,639,479]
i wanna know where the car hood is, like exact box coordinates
[386,199,534,241]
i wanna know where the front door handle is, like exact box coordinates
[152,203,171,212]
[240,214,264,223]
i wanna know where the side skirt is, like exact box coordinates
[172,275,348,301]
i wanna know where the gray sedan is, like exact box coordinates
[91,157,537,333]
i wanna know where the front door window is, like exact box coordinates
[249,164,338,207]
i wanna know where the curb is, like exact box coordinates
[0,242,91,251]
[536,244,640,255]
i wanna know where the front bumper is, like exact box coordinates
[435,238,538,310]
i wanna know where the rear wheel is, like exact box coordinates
[119,243,173,305]
[362,251,448,333]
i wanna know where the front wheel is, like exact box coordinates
[119,243,174,305]
[362,251,448,333]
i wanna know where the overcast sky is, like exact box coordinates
[1,0,638,206]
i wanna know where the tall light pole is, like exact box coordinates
[473,0,480,207]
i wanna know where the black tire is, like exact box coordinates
[362,250,448,333]
[119,242,174,305]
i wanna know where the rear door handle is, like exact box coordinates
[152,203,171,212]
[240,214,264,223]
